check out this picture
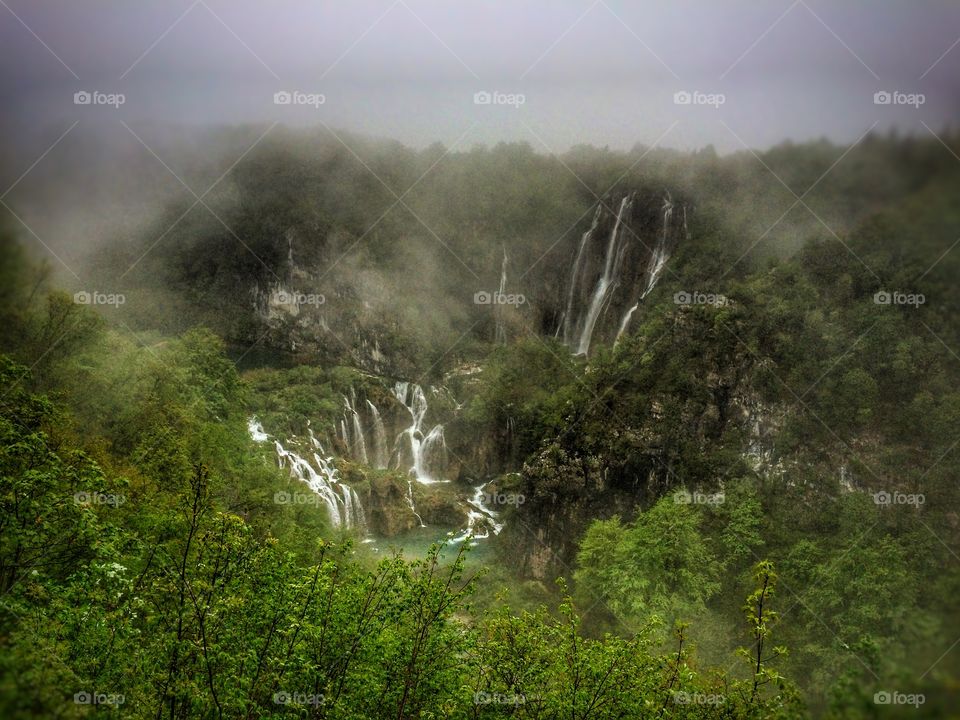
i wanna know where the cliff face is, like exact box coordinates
[239,187,690,373]
[500,307,766,581]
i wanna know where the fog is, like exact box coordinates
[2,0,958,152]
[1,0,958,273]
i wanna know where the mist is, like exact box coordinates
[2,4,960,718]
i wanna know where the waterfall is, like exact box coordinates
[495,247,509,344]
[366,399,389,469]
[418,425,447,480]
[575,193,635,355]
[406,479,426,527]
[248,417,270,443]
[650,193,673,295]
[562,204,603,344]
[393,381,448,484]
[616,193,674,341]
[275,441,340,526]
[449,482,505,544]
[349,402,369,464]
[616,304,638,341]
[250,417,367,533]
[340,483,368,530]
[339,392,369,464]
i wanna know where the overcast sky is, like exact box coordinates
[1,0,958,154]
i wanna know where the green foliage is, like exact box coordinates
[575,495,720,624]
[4,131,960,717]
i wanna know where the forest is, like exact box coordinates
[1,126,959,718]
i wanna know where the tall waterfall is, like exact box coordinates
[405,479,426,528]
[494,247,509,345]
[339,392,370,464]
[366,399,389,469]
[616,193,674,341]
[393,381,448,484]
[574,193,635,355]
[562,204,603,344]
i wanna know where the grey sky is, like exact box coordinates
[1,0,958,154]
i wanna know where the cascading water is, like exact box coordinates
[449,482,505,544]
[339,392,370,465]
[392,381,448,484]
[366,399,389,469]
[249,416,367,533]
[340,483,367,530]
[574,193,635,356]
[248,417,270,443]
[616,193,674,341]
[562,204,603,343]
[389,381,448,528]
[251,380,507,543]
[495,247,508,345]
[405,481,426,528]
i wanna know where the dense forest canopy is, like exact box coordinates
[1,124,959,718]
